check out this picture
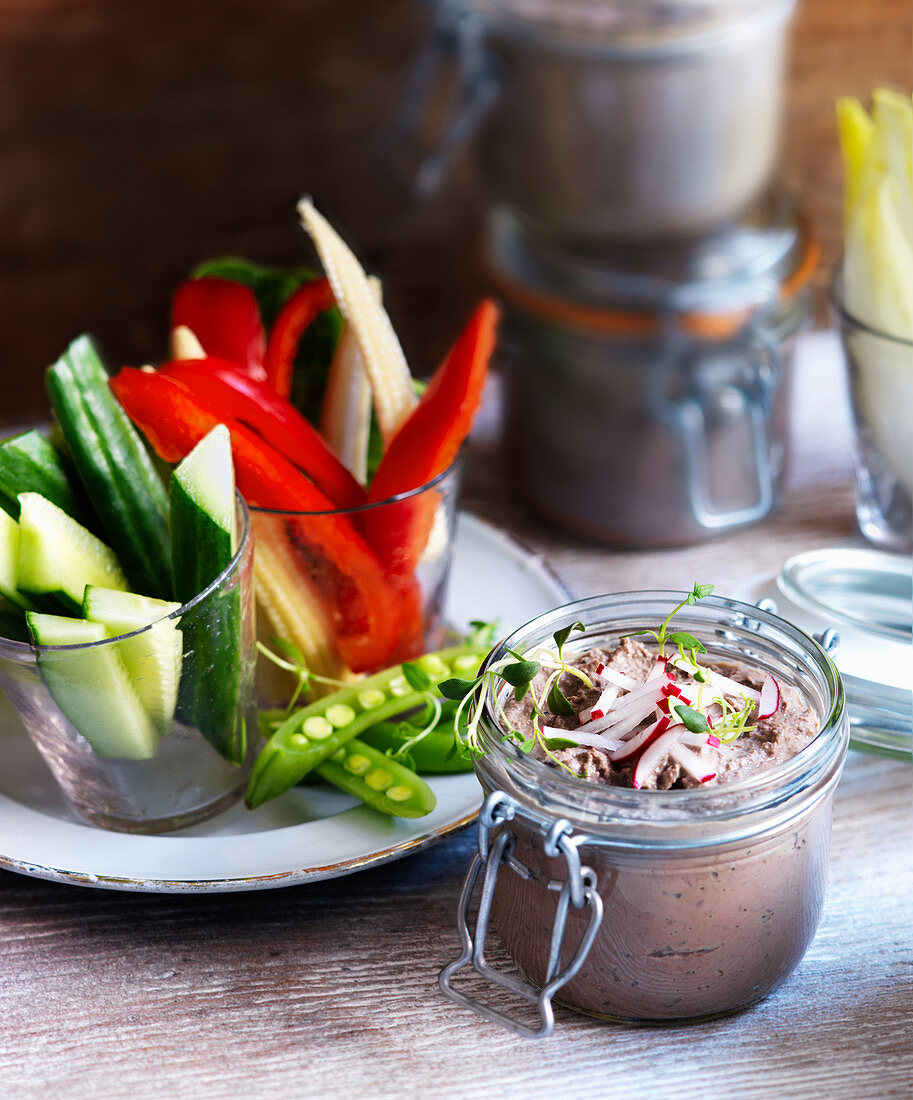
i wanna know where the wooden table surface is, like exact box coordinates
[0,2,910,1098]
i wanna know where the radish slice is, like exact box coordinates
[594,665,641,692]
[645,659,669,684]
[576,687,664,737]
[632,726,684,788]
[577,683,620,724]
[668,742,717,784]
[757,673,781,719]
[671,659,761,703]
[541,725,624,752]
[610,716,672,763]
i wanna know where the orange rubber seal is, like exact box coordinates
[488,223,821,342]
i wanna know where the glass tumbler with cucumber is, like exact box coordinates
[0,337,256,833]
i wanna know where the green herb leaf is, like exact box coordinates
[688,582,714,604]
[667,631,707,654]
[439,677,478,701]
[467,620,498,648]
[401,662,432,692]
[268,636,307,666]
[672,703,710,733]
[553,621,585,660]
[501,660,540,688]
[546,682,575,717]
[517,738,536,754]
[513,682,530,703]
[543,735,579,750]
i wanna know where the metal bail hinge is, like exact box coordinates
[439,792,603,1039]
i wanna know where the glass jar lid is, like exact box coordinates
[738,549,912,761]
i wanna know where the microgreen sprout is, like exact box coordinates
[625,582,714,657]
[256,638,350,712]
[440,619,594,776]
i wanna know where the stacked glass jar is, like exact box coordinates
[402,0,816,545]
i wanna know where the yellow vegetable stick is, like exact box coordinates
[836,96,878,226]
[252,520,355,703]
[171,325,206,361]
[845,174,913,341]
[319,276,381,486]
[871,88,913,249]
[298,199,417,444]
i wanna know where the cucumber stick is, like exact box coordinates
[170,426,244,765]
[0,508,34,609]
[0,430,91,527]
[82,586,183,738]
[17,493,128,612]
[26,612,159,760]
[46,335,172,598]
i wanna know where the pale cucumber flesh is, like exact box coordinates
[27,612,160,760]
[82,586,183,737]
[17,493,128,611]
[0,508,32,608]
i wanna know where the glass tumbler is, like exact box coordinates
[252,458,462,702]
[0,498,256,833]
[441,592,848,1036]
[834,284,913,554]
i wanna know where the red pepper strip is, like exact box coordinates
[263,277,336,398]
[109,368,402,672]
[361,300,499,576]
[158,358,367,510]
[172,277,267,381]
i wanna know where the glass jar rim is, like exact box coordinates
[830,267,913,349]
[475,590,847,846]
[249,451,463,520]
[463,0,796,57]
[0,494,251,657]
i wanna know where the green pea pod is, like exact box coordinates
[359,720,474,774]
[246,643,485,809]
[316,738,436,818]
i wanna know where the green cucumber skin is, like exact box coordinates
[169,480,233,605]
[169,458,243,766]
[0,431,92,528]
[46,335,172,598]
[0,603,28,642]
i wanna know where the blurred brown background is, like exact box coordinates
[0,0,908,426]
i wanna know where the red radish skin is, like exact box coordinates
[757,674,781,720]
[610,716,672,764]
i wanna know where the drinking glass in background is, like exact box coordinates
[251,457,462,703]
[834,90,913,556]
[0,499,257,833]
[833,279,913,555]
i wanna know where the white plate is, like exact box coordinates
[0,513,569,893]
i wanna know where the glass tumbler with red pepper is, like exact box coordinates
[111,224,498,702]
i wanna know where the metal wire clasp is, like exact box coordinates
[439,791,603,1039]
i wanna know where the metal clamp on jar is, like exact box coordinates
[491,192,819,546]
